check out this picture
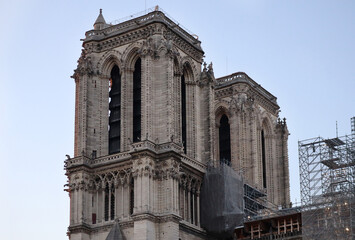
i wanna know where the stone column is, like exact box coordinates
[95,189,99,223]
[115,183,118,219]
[108,184,112,220]
[192,189,195,224]
[74,188,78,223]
[70,189,74,224]
[196,191,200,227]
[121,183,124,219]
[122,68,134,151]
[187,187,191,223]
[102,186,106,222]
[184,187,188,221]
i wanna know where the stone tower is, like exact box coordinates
[65,8,290,240]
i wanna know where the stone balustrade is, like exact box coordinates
[65,141,206,172]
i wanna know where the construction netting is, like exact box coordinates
[200,163,244,237]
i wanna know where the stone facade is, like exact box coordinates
[65,8,290,240]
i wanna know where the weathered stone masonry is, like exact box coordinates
[65,8,290,240]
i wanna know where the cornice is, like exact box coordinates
[74,220,134,235]
[84,11,202,51]
[215,72,278,105]
[214,72,280,115]
[68,223,92,235]
[82,12,204,62]
[179,220,208,238]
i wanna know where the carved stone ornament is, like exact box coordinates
[138,33,179,60]
[72,49,95,79]
[230,93,255,114]
[199,61,215,86]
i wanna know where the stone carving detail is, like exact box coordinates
[138,36,160,59]
[75,168,133,191]
[233,83,249,94]
[230,93,255,114]
[68,174,92,191]
[276,117,288,134]
[154,159,180,180]
[132,157,155,178]
[138,33,179,60]
[199,62,215,86]
[72,49,94,79]
[180,55,199,82]
[179,172,202,193]
[96,49,122,76]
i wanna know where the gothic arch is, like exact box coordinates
[214,104,232,166]
[259,114,274,190]
[182,61,194,81]
[215,103,231,126]
[260,113,274,134]
[122,42,143,69]
[180,56,199,82]
[97,50,123,77]
[173,56,181,74]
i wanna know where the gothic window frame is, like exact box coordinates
[180,62,194,154]
[260,118,272,190]
[215,107,232,166]
[109,64,122,154]
[218,114,231,166]
[132,57,142,142]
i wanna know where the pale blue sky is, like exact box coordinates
[0,1,354,239]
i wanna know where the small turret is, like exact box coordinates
[93,9,107,30]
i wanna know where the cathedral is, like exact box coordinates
[65,7,290,240]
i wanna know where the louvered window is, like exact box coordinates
[109,65,121,154]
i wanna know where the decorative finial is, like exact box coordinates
[208,62,213,72]
[155,5,159,11]
[100,9,102,14]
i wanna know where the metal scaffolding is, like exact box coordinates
[299,125,355,239]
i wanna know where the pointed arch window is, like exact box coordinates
[261,130,267,188]
[109,65,121,154]
[219,114,231,165]
[181,74,187,153]
[133,58,141,142]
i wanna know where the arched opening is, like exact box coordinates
[261,129,267,188]
[181,74,187,153]
[133,58,141,142]
[104,183,115,221]
[219,114,231,165]
[110,184,115,220]
[109,65,121,154]
[104,183,109,221]
[129,178,134,215]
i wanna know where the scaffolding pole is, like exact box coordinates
[299,133,355,240]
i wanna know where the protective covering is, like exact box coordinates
[200,163,244,237]
[106,221,124,240]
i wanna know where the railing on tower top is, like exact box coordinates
[216,72,277,102]
[85,6,199,46]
